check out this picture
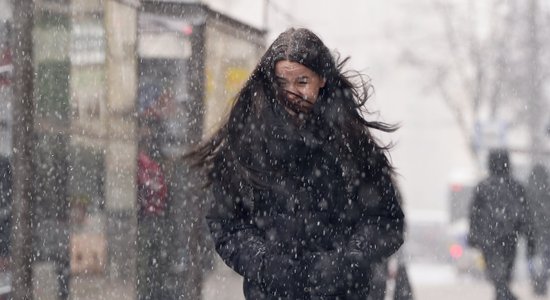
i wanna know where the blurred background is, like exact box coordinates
[1,0,550,299]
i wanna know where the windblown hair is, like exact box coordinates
[187,28,397,186]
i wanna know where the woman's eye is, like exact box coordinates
[277,81,287,88]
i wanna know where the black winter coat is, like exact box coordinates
[468,174,532,251]
[206,105,404,299]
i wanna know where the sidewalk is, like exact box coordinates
[414,279,546,300]
[203,260,244,300]
[51,259,547,300]
[203,261,549,300]
[32,262,135,300]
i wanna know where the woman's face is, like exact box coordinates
[275,60,325,115]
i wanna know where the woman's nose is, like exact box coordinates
[285,86,300,99]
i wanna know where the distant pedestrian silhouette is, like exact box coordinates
[468,149,534,300]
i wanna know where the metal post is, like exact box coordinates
[10,0,35,299]
[182,22,206,300]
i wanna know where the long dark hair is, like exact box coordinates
[188,28,397,187]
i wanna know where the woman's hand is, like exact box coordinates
[307,251,349,296]
[261,254,306,296]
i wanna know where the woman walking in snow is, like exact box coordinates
[190,27,404,299]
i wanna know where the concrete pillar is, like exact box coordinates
[103,0,138,296]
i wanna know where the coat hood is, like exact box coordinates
[488,149,510,177]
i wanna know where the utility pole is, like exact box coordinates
[10,0,34,299]
[527,0,543,164]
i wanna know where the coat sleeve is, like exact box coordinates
[205,179,267,282]
[345,169,404,266]
[467,184,484,248]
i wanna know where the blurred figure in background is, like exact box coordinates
[467,148,534,300]
[368,252,414,300]
[367,257,389,300]
[390,248,414,300]
[526,163,550,296]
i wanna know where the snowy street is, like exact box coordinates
[202,261,547,300]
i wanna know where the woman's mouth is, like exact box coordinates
[280,90,314,114]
